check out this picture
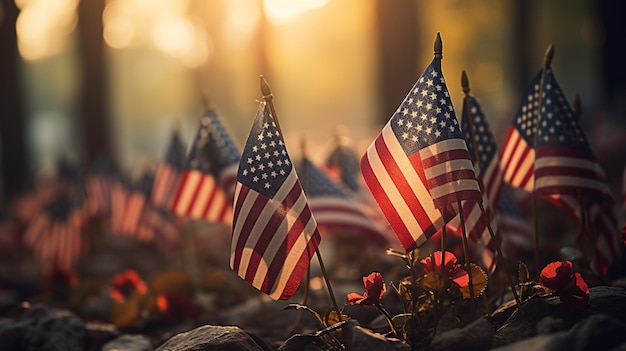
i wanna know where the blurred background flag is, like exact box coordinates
[23,163,87,269]
[85,159,113,218]
[324,141,398,247]
[360,46,480,252]
[151,129,187,210]
[119,171,153,237]
[230,102,320,300]
[298,154,388,246]
[170,109,233,225]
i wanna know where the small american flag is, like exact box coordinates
[500,69,543,192]
[110,176,129,234]
[230,102,320,300]
[446,94,502,273]
[498,185,533,253]
[360,56,480,251]
[170,109,235,224]
[119,172,153,237]
[23,179,86,268]
[298,156,389,246]
[85,160,112,218]
[151,130,186,209]
[325,143,398,246]
[325,143,362,193]
[534,68,620,274]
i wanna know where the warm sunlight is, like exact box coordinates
[263,0,328,25]
[15,0,78,61]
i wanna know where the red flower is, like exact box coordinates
[621,225,626,247]
[110,269,148,302]
[157,290,198,319]
[420,251,469,287]
[347,272,386,306]
[539,261,589,310]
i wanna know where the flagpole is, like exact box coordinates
[532,44,554,277]
[571,94,597,269]
[260,75,343,323]
[457,201,477,318]
[433,32,448,277]
[461,70,521,308]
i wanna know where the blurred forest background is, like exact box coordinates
[1,0,625,204]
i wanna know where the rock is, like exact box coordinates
[492,314,626,351]
[346,323,410,351]
[496,286,626,344]
[155,325,272,351]
[84,321,120,351]
[430,316,494,351]
[536,316,566,335]
[0,304,85,351]
[102,334,152,351]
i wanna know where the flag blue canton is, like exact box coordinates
[237,107,291,198]
[536,69,590,151]
[299,158,346,197]
[390,60,460,156]
[462,96,497,173]
[133,172,154,196]
[512,69,542,145]
[186,110,240,175]
[326,145,361,192]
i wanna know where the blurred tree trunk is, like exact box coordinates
[375,0,419,124]
[77,0,113,168]
[0,0,29,199]
[511,0,530,96]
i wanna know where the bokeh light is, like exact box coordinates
[263,0,328,25]
[15,0,79,61]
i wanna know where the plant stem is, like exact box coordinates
[376,303,404,341]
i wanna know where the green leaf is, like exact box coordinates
[460,263,488,299]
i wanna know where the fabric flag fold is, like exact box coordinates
[170,109,238,224]
[360,56,481,251]
[230,101,321,300]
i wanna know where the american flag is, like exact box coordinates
[170,109,235,225]
[446,94,502,272]
[230,102,320,300]
[325,143,362,193]
[500,69,543,192]
[85,160,113,218]
[324,142,398,247]
[360,57,481,251]
[23,180,86,268]
[151,130,186,209]
[119,172,153,237]
[110,176,129,233]
[298,156,389,246]
[534,68,620,273]
[497,185,533,253]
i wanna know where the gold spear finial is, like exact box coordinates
[259,75,283,135]
[544,44,555,68]
[461,70,470,95]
